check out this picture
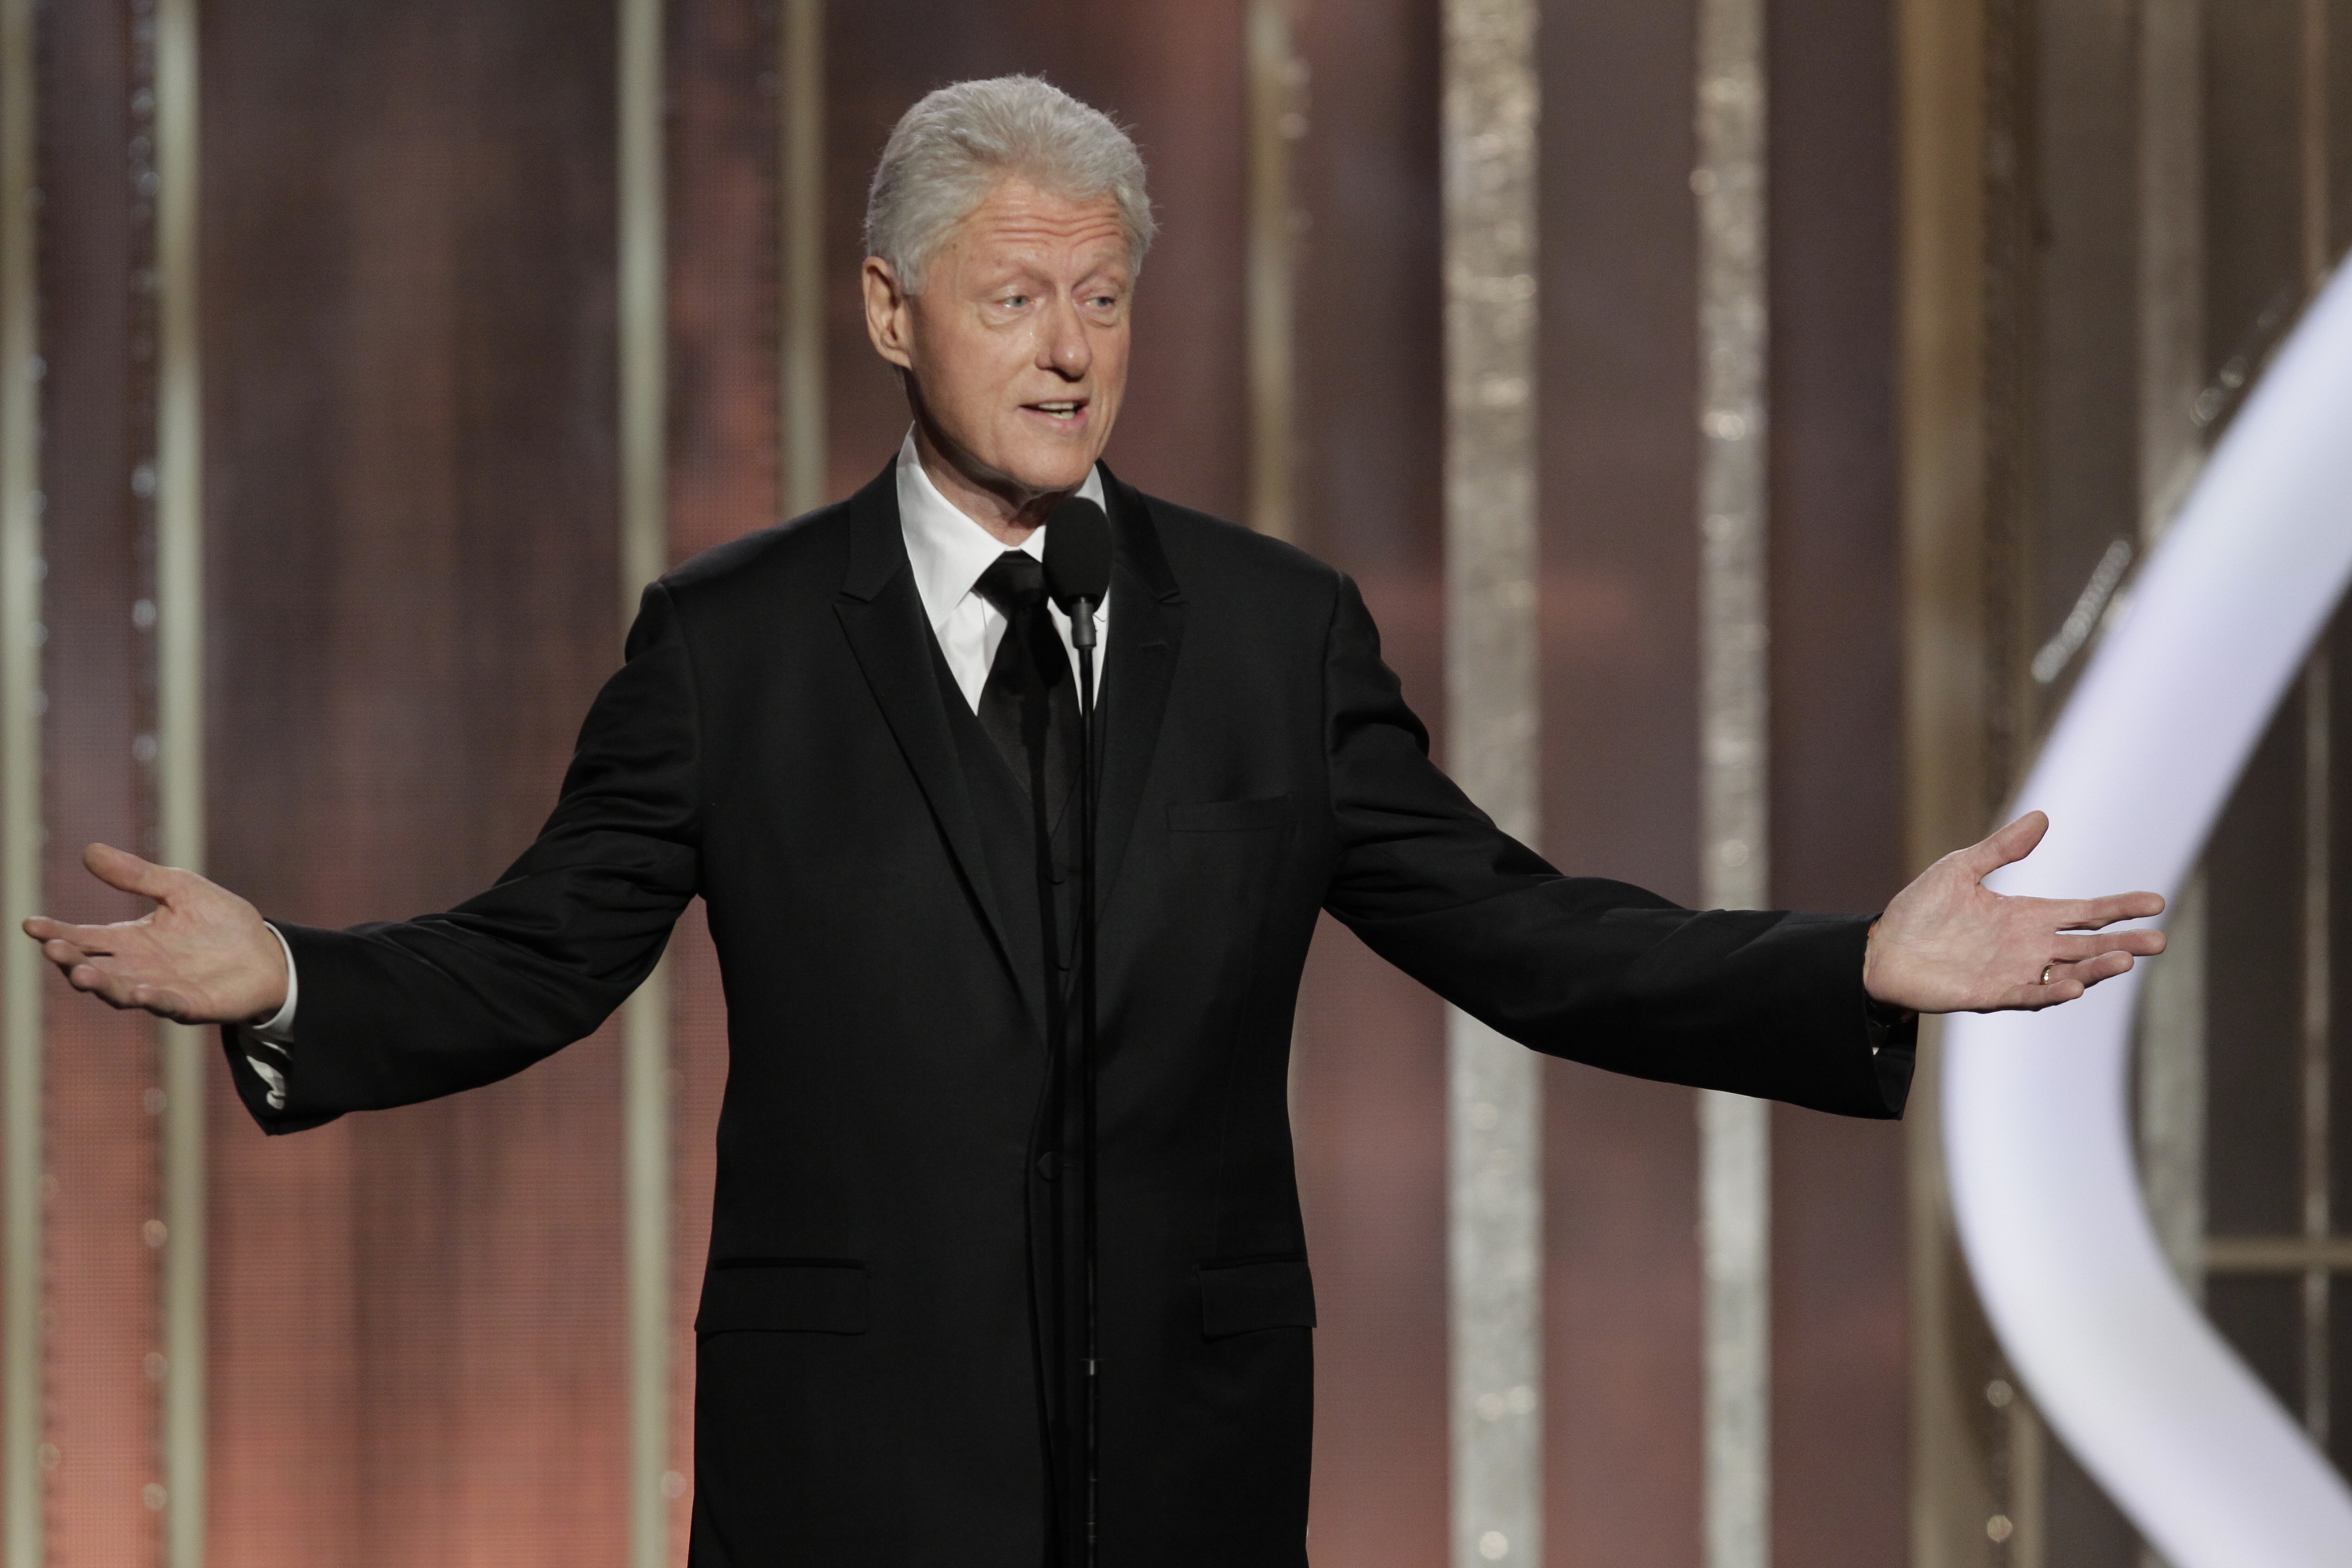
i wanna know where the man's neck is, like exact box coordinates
[910,423,1070,547]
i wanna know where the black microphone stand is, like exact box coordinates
[1069,593,1101,1568]
[1044,493,1111,1567]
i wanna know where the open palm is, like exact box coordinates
[22,843,288,1025]
[1864,811,2166,1014]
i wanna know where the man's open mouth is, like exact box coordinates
[1025,400,1087,422]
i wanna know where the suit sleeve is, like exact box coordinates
[223,582,704,1134]
[1316,575,1911,1120]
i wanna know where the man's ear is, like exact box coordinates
[862,257,916,372]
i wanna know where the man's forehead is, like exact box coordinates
[949,183,1129,266]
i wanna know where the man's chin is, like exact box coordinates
[917,420,1105,508]
[995,450,1102,499]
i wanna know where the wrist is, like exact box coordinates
[1861,918,1915,1022]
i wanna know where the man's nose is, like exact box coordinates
[1036,297,1091,379]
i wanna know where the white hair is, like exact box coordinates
[865,76,1157,295]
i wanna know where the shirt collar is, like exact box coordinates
[895,428,1109,634]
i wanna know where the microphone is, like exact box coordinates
[1041,490,1110,1568]
[1043,495,1112,649]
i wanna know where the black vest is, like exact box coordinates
[930,640,1092,1555]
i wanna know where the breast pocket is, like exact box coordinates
[1166,793,1294,834]
[695,1258,869,1336]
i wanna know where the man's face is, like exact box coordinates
[864,179,1132,516]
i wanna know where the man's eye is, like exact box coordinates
[1001,294,1032,310]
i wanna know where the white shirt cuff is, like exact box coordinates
[242,924,298,1112]
[248,923,299,1044]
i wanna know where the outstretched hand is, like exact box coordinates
[22,844,289,1025]
[1864,811,2166,1014]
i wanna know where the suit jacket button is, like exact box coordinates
[1037,1151,1059,1181]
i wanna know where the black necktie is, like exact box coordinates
[971,550,1082,831]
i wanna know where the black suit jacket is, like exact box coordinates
[227,463,1911,1566]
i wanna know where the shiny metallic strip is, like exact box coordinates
[619,0,674,1563]
[1698,1093,1769,1568]
[0,0,40,1558]
[1694,0,1771,1560]
[779,0,825,518]
[620,0,668,624]
[622,960,672,1568]
[1246,0,1298,545]
[154,0,207,1557]
[1441,2,1542,1563]
[1246,0,1308,1122]
[2301,654,2330,1442]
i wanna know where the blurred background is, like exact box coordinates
[0,0,2347,1564]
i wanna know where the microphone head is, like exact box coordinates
[1042,495,1113,612]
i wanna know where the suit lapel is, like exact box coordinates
[832,467,1038,1027]
[1094,469,1185,916]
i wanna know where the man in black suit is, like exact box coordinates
[29,76,2161,1566]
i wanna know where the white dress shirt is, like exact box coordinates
[241,428,1112,1109]
[896,429,1111,708]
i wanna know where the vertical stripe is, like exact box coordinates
[2303,0,2329,292]
[2138,0,2205,537]
[0,0,40,1557]
[2005,1394,2046,1568]
[2285,0,2337,1476]
[779,0,826,519]
[1245,0,1306,1127]
[2296,0,2332,1460]
[2300,654,2331,1442]
[619,2,673,1565]
[154,0,206,1558]
[620,0,669,622]
[623,962,672,1568]
[1896,0,2009,1557]
[1246,0,1298,545]
[2136,20,2208,1559]
[1698,1095,1769,1568]
[1441,2,1542,1563]
[1694,0,1771,1562]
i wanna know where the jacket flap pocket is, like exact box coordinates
[1197,1256,1316,1340]
[1167,793,1293,833]
[696,1259,869,1336]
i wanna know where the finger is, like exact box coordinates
[1984,978,2083,1011]
[82,842,183,903]
[22,916,124,947]
[2049,929,2166,961]
[2052,891,2167,930]
[2047,951,2137,989]
[30,920,129,956]
[40,945,96,987]
[62,959,190,1020]
[1962,811,2049,877]
[64,960,137,1006]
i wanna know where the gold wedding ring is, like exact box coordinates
[2039,964,2054,985]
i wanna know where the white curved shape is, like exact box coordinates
[1944,260,2352,1567]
